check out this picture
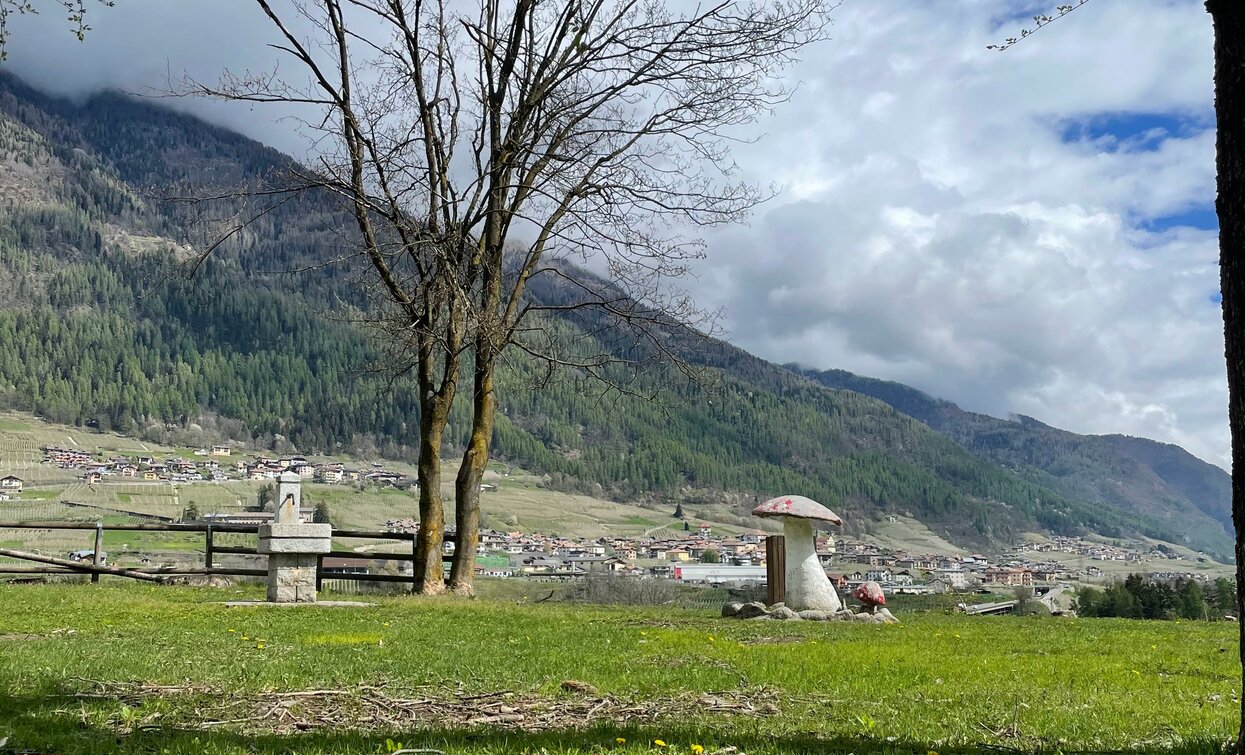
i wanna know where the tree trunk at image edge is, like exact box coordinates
[1207,1,1245,749]
[449,358,496,595]
[413,391,450,595]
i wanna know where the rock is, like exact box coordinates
[770,602,786,610]
[798,609,829,621]
[747,614,774,620]
[833,609,856,622]
[877,608,900,624]
[851,611,877,622]
[560,679,598,695]
[721,602,743,618]
[736,601,769,619]
[770,606,799,621]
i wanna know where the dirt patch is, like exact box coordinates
[0,628,76,642]
[68,680,786,735]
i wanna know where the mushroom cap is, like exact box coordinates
[752,495,843,525]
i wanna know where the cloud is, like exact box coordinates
[691,0,1227,466]
[0,0,1229,466]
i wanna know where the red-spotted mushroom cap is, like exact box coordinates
[752,495,843,525]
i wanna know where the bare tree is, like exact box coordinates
[183,0,834,596]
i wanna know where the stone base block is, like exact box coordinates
[259,537,333,554]
[267,553,319,603]
[259,522,331,538]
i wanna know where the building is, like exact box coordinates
[984,567,1033,587]
[210,445,232,456]
[673,564,766,586]
[318,467,344,484]
[0,475,23,493]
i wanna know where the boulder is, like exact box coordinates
[798,609,829,621]
[736,601,769,619]
[721,602,744,618]
[877,608,900,624]
[851,611,877,622]
[770,606,799,621]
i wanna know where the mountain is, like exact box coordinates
[796,367,1234,557]
[0,72,1231,559]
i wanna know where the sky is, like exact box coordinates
[1,0,1229,467]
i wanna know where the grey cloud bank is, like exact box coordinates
[3,0,1229,466]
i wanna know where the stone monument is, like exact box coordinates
[257,471,331,603]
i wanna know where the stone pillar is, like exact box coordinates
[258,472,331,603]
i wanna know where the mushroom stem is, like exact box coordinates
[782,517,842,612]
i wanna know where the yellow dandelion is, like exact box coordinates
[691,745,705,754]
[655,739,667,747]
[616,737,627,745]
[241,636,250,641]
[708,636,715,642]
[227,629,236,633]
[256,644,265,650]
[383,622,391,627]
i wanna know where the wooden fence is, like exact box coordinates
[0,520,455,593]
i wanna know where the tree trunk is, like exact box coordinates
[1206,1,1245,749]
[449,357,496,595]
[413,395,448,594]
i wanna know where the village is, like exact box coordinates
[0,445,1216,594]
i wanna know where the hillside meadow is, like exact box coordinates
[0,582,1238,754]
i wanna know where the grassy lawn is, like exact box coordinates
[0,583,1238,754]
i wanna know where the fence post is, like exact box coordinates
[204,525,214,569]
[766,535,785,605]
[411,535,418,594]
[91,523,104,584]
[316,555,323,593]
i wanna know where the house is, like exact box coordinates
[83,471,102,484]
[210,445,232,457]
[865,568,892,583]
[983,567,1033,587]
[825,573,850,588]
[68,549,106,565]
[293,463,315,478]
[0,492,8,501]
[318,467,344,484]
[0,475,23,493]
[319,556,369,576]
[142,471,159,481]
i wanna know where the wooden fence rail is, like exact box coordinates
[0,521,455,593]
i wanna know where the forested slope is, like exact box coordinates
[799,368,1234,558]
[0,73,1230,556]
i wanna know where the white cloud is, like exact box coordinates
[693,0,1227,466]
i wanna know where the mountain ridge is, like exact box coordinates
[0,71,1231,559]
[793,366,1233,557]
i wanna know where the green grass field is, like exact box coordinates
[0,582,1238,754]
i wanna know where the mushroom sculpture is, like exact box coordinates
[753,495,843,613]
